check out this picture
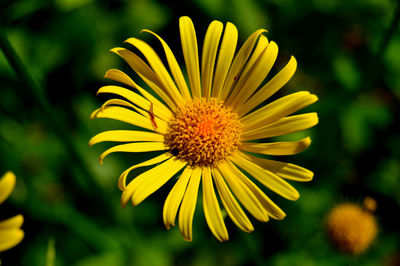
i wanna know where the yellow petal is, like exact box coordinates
[226,35,269,104]
[178,167,201,241]
[241,113,319,141]
[231,152,300,201]
[241,91,318,131]
[91,106,167,134]
[219,28,267,101]
[212,22,238,100]
[99,142,168,164]
[241,155,313,182]
[217,162,269,222]
[124,38,185,107]
[104,69,173,120]
[163,167,192,229]
[94,98,168,132]
[240,137,311,156]
[0,228,24,252]
[0,215,23,229]
[227,39,278,110]
[238,56,297,117]
[104,68,136,88]
[97,85,170,122]
[119,153,172,205]
[226,160,286,220]
[110,48,163,90]
[99,98,148,118]
[211,168,254,233]
[0,171,16,205]
[89,130,164,146]
[180,16,201,98]
[201,20,223,99]
[111,48,177,110]
[97,85,148,111]
[129,158,187,206]
[202,167,228,242]
[141,30,192,100]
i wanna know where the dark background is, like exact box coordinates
[1,0,399,265]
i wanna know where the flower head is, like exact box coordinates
[326,200,378,254]
[0,172,24,252]
[90,16,318,241]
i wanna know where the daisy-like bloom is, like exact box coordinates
[90,16,318,241]
[0,172,24,252]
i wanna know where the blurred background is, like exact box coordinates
[0,0,399,265]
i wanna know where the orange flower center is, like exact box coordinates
[197,117,216,137]
[165,98,241,167]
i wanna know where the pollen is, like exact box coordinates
[326,202,378,254]
[165,98,241,167]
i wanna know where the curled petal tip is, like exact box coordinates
[90,110,99,119]
[164,223,171,230]
[274,212,286,221]
[103,71,110,79]
[218,235,229,242]
[109,47,122,54]
[123,37,135,44]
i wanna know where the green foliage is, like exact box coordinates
[1,0,399,265]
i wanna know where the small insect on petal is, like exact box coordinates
[149,102,158,130]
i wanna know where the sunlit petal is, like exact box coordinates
[231,152,300,201]
[201,21,223,99]
[202,167,229,242]
[238,56,297,116]
[0,229,24,252]
[180,16,201,98]
[212,22,238,100]
[241,113,319,141]
[240,137,311,156]
[211,168,254,232]
[179,167,201,241]
[141,30,191,100]
[0,171,16,205]
[163,167,192,229]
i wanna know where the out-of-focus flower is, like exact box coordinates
[90,16,318,241]
[0,172,24,252]
[326,199,378,254]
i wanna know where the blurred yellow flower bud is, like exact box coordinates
[326,200,378,254]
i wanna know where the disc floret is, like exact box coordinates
[165,98,241,167]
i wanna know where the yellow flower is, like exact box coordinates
[0,172,24,252]
[326,201,378,254]
[90,16,318,241]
